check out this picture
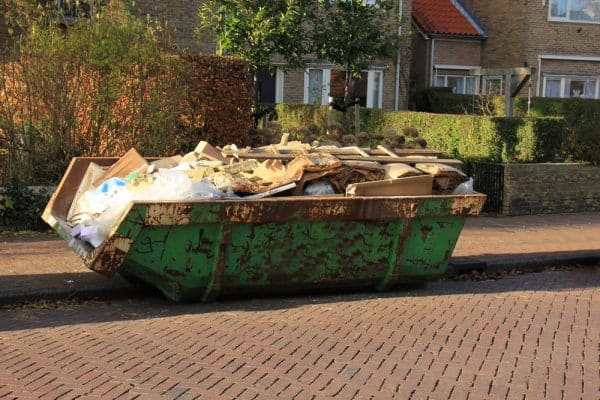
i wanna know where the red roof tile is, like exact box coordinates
[413,0,483,37]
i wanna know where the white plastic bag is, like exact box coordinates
[303,181,335,196]
[452,178,474,195]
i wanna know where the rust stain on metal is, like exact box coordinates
[451,195,486,216]
[420,225,433,241]
[90,247,127,277]
[225,203,267,223]
[112,237,132,253]
[145,203,193,225]
[164,268,185,277]
[86,235,132,277]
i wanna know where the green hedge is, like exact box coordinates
[414,91,600,164]
[514,98,600,164]
[415,87,504,116]
[274,104,566,163]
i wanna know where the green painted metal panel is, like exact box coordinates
[118,201,474,300]
[115,204,147,239]
[115,214,465,301]
[221,220,405,293]
[121,224,223,301]
[396,216,466,280]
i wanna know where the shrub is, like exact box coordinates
[0,1,254,184]
[275,104,330,136]
[179,54,253,147]
[413,91,600,164]
[0,2,189,184]
[514,97,600,165]
[416,87,503,116]
[275,104,566,163]
[0,183,50,230]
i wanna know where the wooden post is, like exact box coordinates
[327,106,334,128]
[504,73,514,117]
[354,102,360,134]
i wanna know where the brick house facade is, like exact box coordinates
[465,0,600,99]
[0,0,413,111]
[130,0,413,110]
[410,0,487,98]
[413,0,600,99]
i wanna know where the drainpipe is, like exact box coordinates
[429,38,436,86]
[536,56,542,96]
[394,0,403,110]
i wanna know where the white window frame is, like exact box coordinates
[366,70,384,109]
[275,68,285,104]
[482,76,504,96]
[434,74,479,95]
[432,64,481,94]
[542,75,600,99]
[548,0,600,25]
[304,68,331,106]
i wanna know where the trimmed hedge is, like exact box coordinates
[515,98,600,165]
[274,104,566,163]
[415,87,503,116]
[414,91,600,164]
[180,54,253,147]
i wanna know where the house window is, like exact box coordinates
[543,75,600,98]
[434,75,478,95]
[482,76,504,95]
[304,68,331,105]
[544,78,562,97]
[327,69,383,108]
[256,67,285,104]
[367,70,383,109]
[549,0,600,23]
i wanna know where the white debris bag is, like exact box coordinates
[451,178,474,195]
[72,171,228,248]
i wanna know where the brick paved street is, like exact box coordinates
[1,268,598,399]
[1,213,599,302]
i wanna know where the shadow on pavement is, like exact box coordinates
[0,265,598,332]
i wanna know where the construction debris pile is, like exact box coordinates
[67,139,473,247]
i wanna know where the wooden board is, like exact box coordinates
[222,152,463,167]
[92,148,148,187]
[223,148,443,158]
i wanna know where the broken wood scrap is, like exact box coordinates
[346,175,434,197]
[383,163,423,179]
[415,163,468,194]
[376,145,401,158]
[219,151,463,167]
[92,148,148,187]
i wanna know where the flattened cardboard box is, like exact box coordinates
[346,175,433,197]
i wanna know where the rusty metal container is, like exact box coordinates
[43,157,486,302]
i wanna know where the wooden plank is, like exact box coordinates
[337,156,462,166]
[223,152,463,166]
[92,148,148,187]
[370,148,443,157]
[224,147,443,158]
[377,145,401,158]
[346,146,370,157]
[194,141,227,162]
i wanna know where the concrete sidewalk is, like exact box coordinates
[1,213,599,303]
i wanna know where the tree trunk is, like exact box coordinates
[340,70,353,134]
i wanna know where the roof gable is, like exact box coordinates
[413,0,486,38]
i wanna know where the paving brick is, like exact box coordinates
[1,266,599,399]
